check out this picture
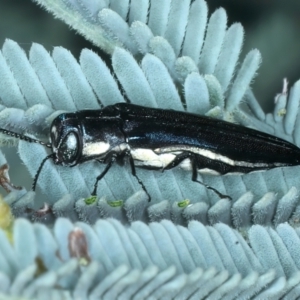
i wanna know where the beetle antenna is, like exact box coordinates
[0,128,51,148]
[32,153,56,191]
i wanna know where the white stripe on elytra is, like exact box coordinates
[130,148,220,174]
[154,146,286,168]
[131,148,177,168]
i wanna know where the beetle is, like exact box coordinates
[1,103,300,200]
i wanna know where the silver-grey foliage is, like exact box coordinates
[1,0,300,298]
[1,218,300,299]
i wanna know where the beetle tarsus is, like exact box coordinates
[195,179,232,200]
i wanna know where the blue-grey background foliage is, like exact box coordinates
[2,0,300,111]
[1,0,300,299]
[1,0,300,196]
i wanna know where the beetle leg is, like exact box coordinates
[91,155,117,196]
[190,156,232,200]
[127,151,151,201]
[164,152,232,200]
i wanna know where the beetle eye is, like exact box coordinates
[59,132,78,164]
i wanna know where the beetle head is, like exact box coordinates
[50,113,82,167]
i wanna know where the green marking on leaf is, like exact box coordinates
[277,108,286,117]
[108,200,124,207]
[84,196,97,205]
[178,199,190,208]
